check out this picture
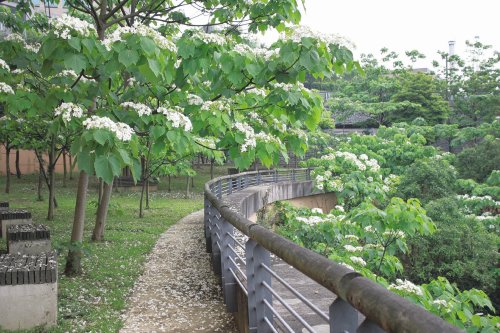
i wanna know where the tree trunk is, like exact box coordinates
[35,149,58,208]
[69,154,74,180]
[92,180,113,241]
[62,151,67,187]
[15,150,21,179]
[185,176,190,199]
[168,175,171,192]
[5,146,10,194]
[65,170,89,276]
[139,179,145,218]
[98,178,104,204]
[37,168,43,201]
[145,179,150,209]
[210,158,214,179]
[47,137,56,220]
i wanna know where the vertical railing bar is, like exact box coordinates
[263,299,295,333]
[229,267,248,296]
[262,281,318,333]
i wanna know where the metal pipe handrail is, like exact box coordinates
[204,168,462,333]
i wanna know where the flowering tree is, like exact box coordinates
[0,2,358,275]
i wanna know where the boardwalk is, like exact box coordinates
[120,210,237,333]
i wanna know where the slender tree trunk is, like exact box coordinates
[37,168,43,201]
[5,146,10,194]
[65,170,89,276]
[139,179,145,218]
[15,150,21,179]
[210,158,214,179]
[69,154,74,180]
[47,137,56,220]
[62,151,67,188]
[35,150,58,208]
[168,175,171,192]
[185,176,190,199]
[92,180,113,241]
[145,179,150,209]
[98,178,104,204]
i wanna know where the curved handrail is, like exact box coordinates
[204,168,463,333]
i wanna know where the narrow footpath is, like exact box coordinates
[120,210,238,333]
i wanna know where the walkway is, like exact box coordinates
[120,210,238,333]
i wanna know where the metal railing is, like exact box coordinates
[204,168,462,333]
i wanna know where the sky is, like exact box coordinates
[261,0,500,68]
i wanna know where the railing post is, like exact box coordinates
[217,179,222,198]
[237,176,242,191]
[306,167,311,181]
[246,239,272,333]
[292,168,296,182]
[221,218,237,312]
[204,195,212,253]
[227,178,232,195]
[273,169,278,183]
[211,211,222,275]
[357,319,385,333]
[257,170,261,185]
[329,298,358,333]
[244,174,249,188]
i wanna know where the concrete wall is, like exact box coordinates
[0,147,70,176]
[0,283,57,331]
[8,239,52,255]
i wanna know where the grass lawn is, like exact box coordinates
[0,164,228,333]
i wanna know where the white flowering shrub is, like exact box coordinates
[51,14,96,39]
[54,102,85,122]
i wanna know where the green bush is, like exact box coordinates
[398,158,457,203]
[401,197,499,311]
[455,139,500,182]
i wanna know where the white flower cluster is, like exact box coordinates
[3,33,40,53]
[0,58,10,71]
[344,234,358,241]
[272,118,287,132]
[250,87,267,97]
[255,132,282,145]
[189,30,227,45]
[383,230,405,238]
[195,137,217,149]
[335,205,345,212]
[322,151,380,172]
[389,279,423,296]
[281,25,354,49]
[272,81,305,92]
[311,208,323,214]
[234,122,256,152]
[457,194,499,206]
[344,245,363,252]
[103,23,176,52]
[51,14,95,39]
[187,94,204,106]
[296,216,325,225]
[54,102,85,122]
[248,112,264,125]
[364,225,375,233]
[432,299,449,308]
[339,262,354,271]
[83,116,134,141]
[0,82,14,94]
[54,70,95,83]
[121,102,152,117]
[350,256,366,267]
[158,106,192,131]
[291,129,308,143]
[11,69,25,75]
[201,99,232,114]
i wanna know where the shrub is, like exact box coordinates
[401,197,499,311]
[398,157,457,203]
[455,139,500,182]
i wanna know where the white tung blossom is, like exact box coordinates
[187,94,203,106]
[255,132,282,145]
[54,102,85,122]
[51,14,95,39]
[158,106,192,131]
[0,59,10,71]
[389,279,423,296]
[121,102,152,117]
[344,245,363,253]
[234,122,256,152]
[0,82,14,95]
[281,25,354,49]
[189,30,227,45]
[350,256,366,267]
[103,23,176,52]
[83,116,134,141]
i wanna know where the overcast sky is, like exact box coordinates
[261,0,500,68]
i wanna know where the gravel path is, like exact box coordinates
[120,210,238,333]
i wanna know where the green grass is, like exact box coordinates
[0,165,228,333]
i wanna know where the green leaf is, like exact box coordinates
[93,129,111,145]
[94,155,113,184]
[151,126,166,139]
[67,37,81,51]
[77,150,93,174]
[108,155,122,176]
[140,37,157,56]
[118,49,139,67]
[64,53,87,72]
[117,148,131,165]
[148,58,161,77]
